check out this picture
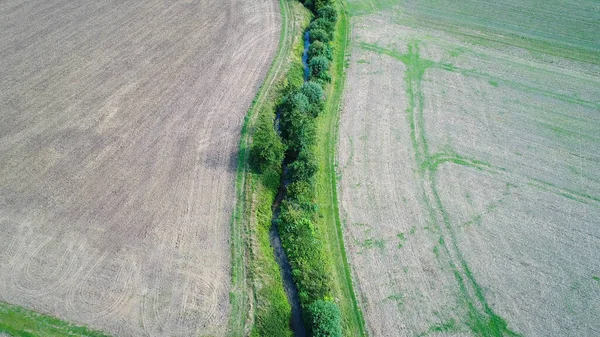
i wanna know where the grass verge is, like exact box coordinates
[228,1,311,336]
[312,1,367,335]
[0,301,109,337]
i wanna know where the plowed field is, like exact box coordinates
[0,0,279,335]
[338,1,600,336]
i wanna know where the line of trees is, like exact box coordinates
[250,1,342,336]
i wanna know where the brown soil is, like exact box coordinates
[0,0,280,336]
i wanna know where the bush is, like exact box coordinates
[280,91,310,115]
[308,41,333,61]
[301,82,324,117]
[317,5,337,23]
[309,56,330,79]
[307,300,342,337]
[313,0,333,11]
[286,181,317,212]
[277,201,331,304]
[279,103,316,154]
[301,82,324,104]
[308,28,331,43]
[250,112,286,173]
[288,148,318,183]
[308,18,334,35]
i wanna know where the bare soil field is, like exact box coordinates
[338,0,600,336]
[0,0,279,336]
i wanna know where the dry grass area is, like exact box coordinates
[338,0,600,336]
[0,0,279,336]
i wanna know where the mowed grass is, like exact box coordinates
[0,302,109,337]
[313,1,367,335]
[339,0,600,336]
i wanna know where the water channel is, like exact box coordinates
[268,30,310,337]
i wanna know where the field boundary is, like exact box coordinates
[228,0,306,335]
[313,0,367,335]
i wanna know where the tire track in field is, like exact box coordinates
[396,41,522,336]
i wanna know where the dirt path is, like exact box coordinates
[0,0,280,336]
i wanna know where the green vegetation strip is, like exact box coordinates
[248,0,366,335]
[313,1,367,335]
[0,301,109,337]
[229,1,311,336]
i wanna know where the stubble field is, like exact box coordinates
[0,0,279,336]
[338,0,600,336]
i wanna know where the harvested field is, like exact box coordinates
[0,0,280,336]
[338,0,600,336]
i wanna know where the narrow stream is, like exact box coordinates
[268,31,310,337]
[302,31,310,81]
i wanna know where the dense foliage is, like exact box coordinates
[250,1,343,335]
[307,300,343,337]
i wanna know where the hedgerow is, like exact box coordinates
[250,0,343,335]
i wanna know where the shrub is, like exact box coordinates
[288,148,318,183]
[277,201,331,304]
[307,300,342,337]
[309,56,330,79]
[301,82,324,117]
[287,62,306,90]
[308,41,333,61]
[308,18,334,34]
[308,28,331,43]
[279,91,310,115]
[313,0,333,11]
[286,181,317,212]
[250,112,285,173]
[301,82,324,105]
[317,5,337,23]
[279,103,316,154]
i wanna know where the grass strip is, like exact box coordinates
[0,301,109,337]
[312,1,367,335]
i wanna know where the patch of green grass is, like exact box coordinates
[384,293,404,310]
[347,0,397,16]
[420,318,460,336]
[397,232,406,248]
[593,276,600,283]
[356,237,386,251]
[0,302,109,337]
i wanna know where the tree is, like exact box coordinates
[317,6,337,23]
[309,56,330,79]
[288,148,318,183]
[309,18,334,34]
[308,28,331,43]
[301,82,324,117]
[307,300,342,337]
[308,41,333,61]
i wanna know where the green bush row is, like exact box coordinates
[306,5,337,85]
[280,2,343,336]
[249,1,342,336]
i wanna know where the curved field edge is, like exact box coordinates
[0,301,109,337]
[313,1,367,335]
[228,1,311,336]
